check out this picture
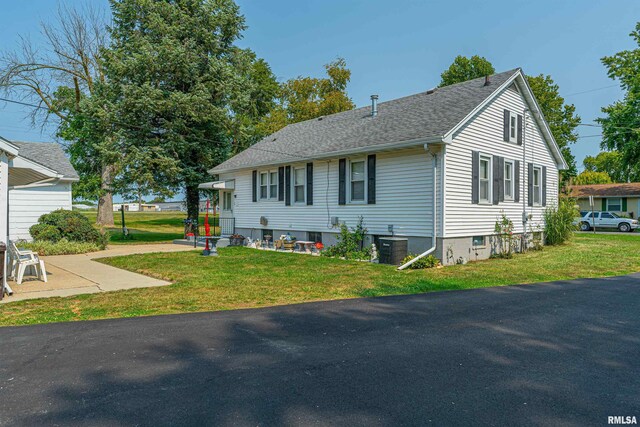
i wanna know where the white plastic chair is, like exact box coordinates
[8,241,47,285]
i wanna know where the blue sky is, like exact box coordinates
[0,0,638,172]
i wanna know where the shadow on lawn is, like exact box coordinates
[7,275,640,426]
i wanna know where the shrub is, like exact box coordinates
[544,197,578,245]
[322,216,372,260]
[31,209,108,249]
[400,254,439,269]
[493,212,517,258]
[20,238,102,256]
[29,223,62,242]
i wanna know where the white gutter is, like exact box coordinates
[398,144,439,270]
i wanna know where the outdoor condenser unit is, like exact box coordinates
[379,237,408,265]
[260,216,268,226]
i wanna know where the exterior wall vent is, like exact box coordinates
[260,216,268,226]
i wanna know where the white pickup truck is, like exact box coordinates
[575,211,639,232]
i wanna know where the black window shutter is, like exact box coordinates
[252,170,257,202]
[284,166,291,206]
[306,162,313,205]
[367,154,376,204]
[527,163,534,207]
[503,110,510,142]
[517,114,523,145]
[492,156,501,205]
[471,151,479,204]
[542,166,547,206]
[278,166,285,201]
[514,160,520,203]
[338,158,346,205]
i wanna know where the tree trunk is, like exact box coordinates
[97,164,115,226]
[186,183,200,222]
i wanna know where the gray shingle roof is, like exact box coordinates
[211,69,519,173]
[12,141,79,179]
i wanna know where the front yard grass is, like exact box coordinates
[2,233,639,327]
[81,211,219,244]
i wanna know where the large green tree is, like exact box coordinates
[439,55,495,87]
[583,150,640,183]
[438,56,580,179]
[597,23,640,175]
[103,0,277,219]
[573,170,613,185]
[257,58,355,136]
[526,74,580,178]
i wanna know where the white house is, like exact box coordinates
[7,141,78,241]
[202,69,566,264]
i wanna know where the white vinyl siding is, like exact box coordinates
[219,147,438,238]
[444,80,559,237]
[9,182,73,241]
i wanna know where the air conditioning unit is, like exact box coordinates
[260,216,268,226]
[331,216,339,226]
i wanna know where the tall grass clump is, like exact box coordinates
[544,197,578,245]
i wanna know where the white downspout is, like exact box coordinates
[398,145,438,270]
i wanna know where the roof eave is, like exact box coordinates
[209,136,444,174]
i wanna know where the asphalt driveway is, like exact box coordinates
[1,275,639,426]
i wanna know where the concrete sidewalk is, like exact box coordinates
[2,244,196,303]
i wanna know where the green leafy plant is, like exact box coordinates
[20,238,102,256]
[30,209,108,249]
[322,216,372,260]
[400,254,439,269]
[29,223,62,242]
[544,197,578,245]
[493,212,517,258]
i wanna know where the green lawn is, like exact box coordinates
[81,210,219,244]
[2,233,640,327]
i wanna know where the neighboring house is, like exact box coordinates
[569,183,640,218]
[113,203,159,212]
[8,141,79,241]
[203,69,566,264]
[155,201,185,212]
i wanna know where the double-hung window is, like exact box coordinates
[259,170,278,200]
[532,166,542,206]
[607,198,622,211]
[293,167,305,203]
[259,172,268,200]
[350,160,365,202]
[504,160,514,200]
[479,155,491,203]
[222,191,232,211]
[269,171,278,199]
[509,114,518,143]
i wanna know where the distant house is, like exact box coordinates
[569,183,640,218]
[113,203,159,212]
[202,69,567,264]
[8,141,79,241]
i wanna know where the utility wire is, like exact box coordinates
[564,84,619,97]
[0,95,308,160]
